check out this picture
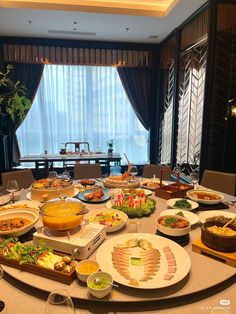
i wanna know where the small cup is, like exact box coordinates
[126,221,141,233]
[87,272,113,299]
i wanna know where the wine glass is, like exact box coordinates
[48,171,57,179]
[6,180,19,203]
[130,165,138,181]
[44,289,75,314]
[61,170,71,180]
[190,171,199,190]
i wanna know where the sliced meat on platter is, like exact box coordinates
[163,246,177,280]
[111,238,161,286]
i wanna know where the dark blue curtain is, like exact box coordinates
[9,63,44,164]
[117,67,151,130]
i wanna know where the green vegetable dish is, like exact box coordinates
[173,199,192,209]
[111,198,156,218]
[89,277,110,289]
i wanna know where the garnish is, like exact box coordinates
[173,199,192,209]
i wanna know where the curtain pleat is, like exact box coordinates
[117,67,151,130]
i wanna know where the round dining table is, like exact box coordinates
[0,185,236,314]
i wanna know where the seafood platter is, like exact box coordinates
[104,154,140,189]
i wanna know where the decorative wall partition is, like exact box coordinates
[159,36,175,164]
[176,44,207,173]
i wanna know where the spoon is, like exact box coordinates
[93,277,119,288]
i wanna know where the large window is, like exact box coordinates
[17,65,148,164]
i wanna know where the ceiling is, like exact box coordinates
[0,0,207,43]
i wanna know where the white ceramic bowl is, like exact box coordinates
[0,208,39,236]
[87,271,113,298]
[186,189,224,205]
[87,209,128,233]
[156,215,191,236]
[76,260,100,283]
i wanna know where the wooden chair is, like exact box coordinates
[201,170,236,196]
[1,169,35,193]
[74,164,102,179]
[142,164,172,180]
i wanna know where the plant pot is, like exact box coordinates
[108,148,113,155]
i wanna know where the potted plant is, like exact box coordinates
[0,64,31,171]
[107,139,115,155]
[0,64,31,133]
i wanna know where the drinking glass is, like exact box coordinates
[44,289,75,314]
[6,180,19,203]
[61,170,71,180]
[130,165,138,179]
[48,171,57,179]
[190,172,199,190]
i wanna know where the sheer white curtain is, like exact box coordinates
[17,65,148,164]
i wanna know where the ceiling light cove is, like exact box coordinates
[1,0,180,17]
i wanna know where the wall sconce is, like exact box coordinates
[226,98,236,121]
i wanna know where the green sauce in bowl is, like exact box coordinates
[88,277,110,289]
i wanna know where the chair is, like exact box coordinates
[200,170,236,196]
[142,164,172,181]
[74,164,102,179]
[1,169,35,193]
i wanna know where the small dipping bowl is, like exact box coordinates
[87,271,113,299]
[156,215,191,237]
[76,260,100,283]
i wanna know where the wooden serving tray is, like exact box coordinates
[192,238,236,267]
[0,254,76,284]
[155,169,192,200]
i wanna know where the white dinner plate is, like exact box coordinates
[0,194,11,206]
[0,200,41,211]
[160,209,199,226]
[26,188,80,201]
[198,210,236,224]
[166,198,199,211]
[96,233,191,289]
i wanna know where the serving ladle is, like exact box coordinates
[93,277,119,288]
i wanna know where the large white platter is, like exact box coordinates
[167,198,199,211]
[96,233,191,289]
[198,210,236,224]
[160,209,199,226]
[0,200,41,211]
[26,188,80,201]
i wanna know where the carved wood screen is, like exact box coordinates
[176,45,207,172]
[159,36,175,164]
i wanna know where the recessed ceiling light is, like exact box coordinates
[73,21,78,24]
[148,35,159,40]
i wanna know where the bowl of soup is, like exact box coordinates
[156,214,191,236]
[187,190,224,205]
[40,198,86,231]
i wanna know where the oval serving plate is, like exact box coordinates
[166,198,199,211]
[76,188,111,203]
[86,208,128,232]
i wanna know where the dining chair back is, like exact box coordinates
[1,169,35,193]
[142,164,172,180]
[74,164,102,179]
[201,170,236,196]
